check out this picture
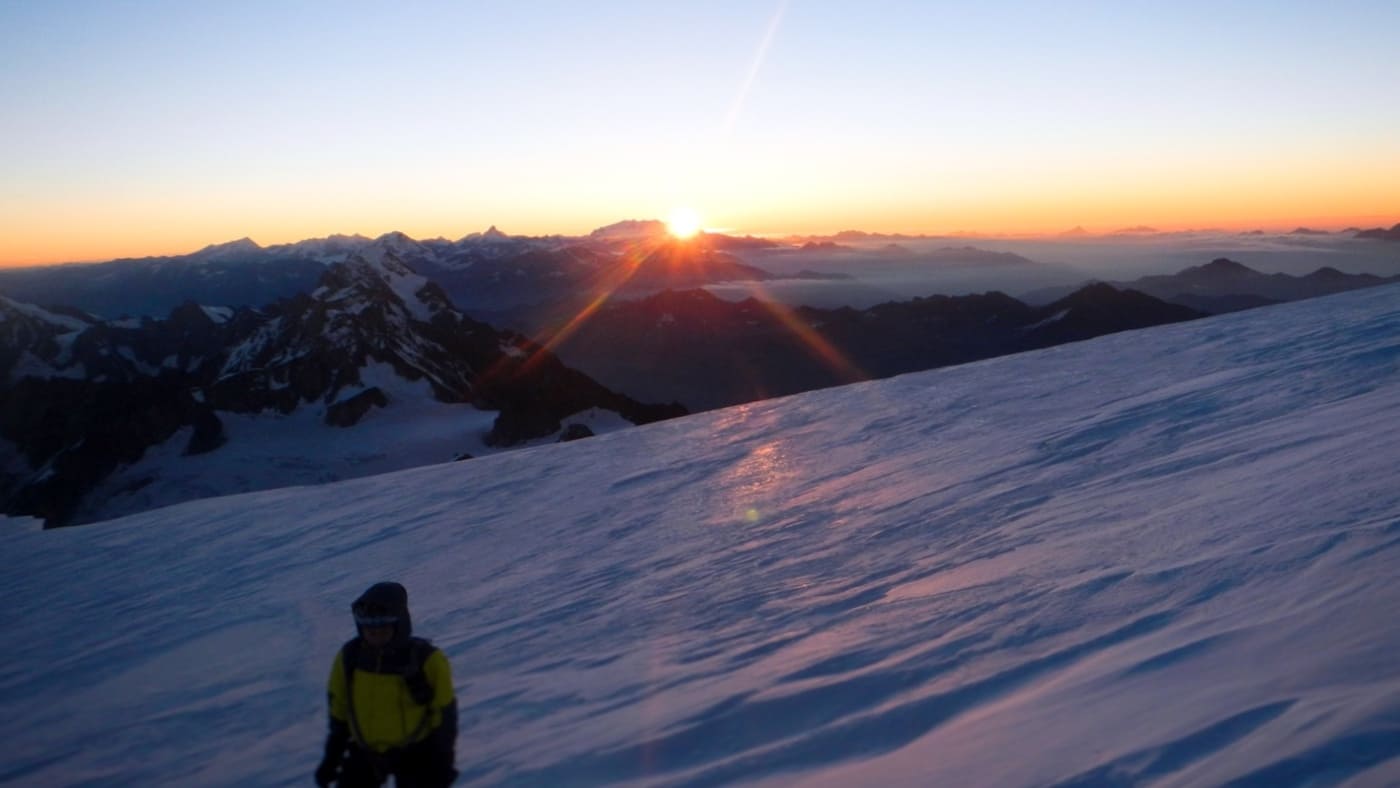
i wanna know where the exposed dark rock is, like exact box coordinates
[558,423,595,442]
[0,377,219,526]
[325,387,388,427]
[185,409,226,455]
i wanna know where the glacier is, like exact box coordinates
[3,284,1399,785]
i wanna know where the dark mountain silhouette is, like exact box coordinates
[1022,258,1400,313]
[1355,223,1400,241]
[540,285,1203,412]
[703,233,781,252]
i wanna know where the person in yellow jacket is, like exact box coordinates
[316,582,458,787]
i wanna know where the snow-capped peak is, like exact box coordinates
[365,231,413,253]
[0,296,92,333]
[312,251,450,325]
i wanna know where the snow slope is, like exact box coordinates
[4,285,1400,786]
[71,365,636,525]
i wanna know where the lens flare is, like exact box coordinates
[667,208,703,239]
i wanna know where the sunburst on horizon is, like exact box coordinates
[666,207,703,240]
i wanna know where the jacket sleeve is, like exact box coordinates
[425,649,455,710]
[327,650,349,723]
[426,650,457,746]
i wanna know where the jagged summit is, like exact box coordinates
[318,251,452,320]
[217,254,474,415]
[455,225,511,243]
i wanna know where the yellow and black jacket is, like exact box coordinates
[328,638,455,753]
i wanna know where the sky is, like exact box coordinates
[2,0,1399,265]
[4,283,1399,784]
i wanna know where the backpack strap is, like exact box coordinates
[402,639,437,707]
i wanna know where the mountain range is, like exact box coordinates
[0,223,794,320]
[1022,257,1400,313]
[0,252,684,526]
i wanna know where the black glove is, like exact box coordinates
[315,718,350,786]
[431,700,459,786]
[437,699,459,750]
[314,759,339,788]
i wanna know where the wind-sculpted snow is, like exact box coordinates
[4,286,1400,785]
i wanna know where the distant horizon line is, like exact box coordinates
[5,215,1398,269]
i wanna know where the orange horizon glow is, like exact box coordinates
[3,206,1399,268]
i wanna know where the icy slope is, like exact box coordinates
[4,285,1400,786]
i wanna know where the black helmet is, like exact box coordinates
[351,581,413,641]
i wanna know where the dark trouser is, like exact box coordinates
[336,738,457,788]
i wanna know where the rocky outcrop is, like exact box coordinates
[325,387,388,427]
[558,424,595,442]
[0,376,220,525]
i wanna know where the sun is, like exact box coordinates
[666,207,703,239]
